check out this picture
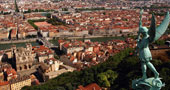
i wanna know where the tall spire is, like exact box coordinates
[15,0,19,12]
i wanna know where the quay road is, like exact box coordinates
[0,38,38,44]
[0,35,120,47]
[0,35,109,44]
[0,37,58,49]
[67,35,109,39]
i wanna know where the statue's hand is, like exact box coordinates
[140,9,143,15]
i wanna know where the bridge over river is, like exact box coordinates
[37,38,58,48]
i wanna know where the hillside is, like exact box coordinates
[22,48,170,90]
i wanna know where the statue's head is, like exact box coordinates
[139,27,148,35]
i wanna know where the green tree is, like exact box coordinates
[39,9,45,12]
[97,70,118,88]
[28,9,31,13]
[15,0,19,12]
[154,40,165,46]
[65,83,73,90]
[62,8,68,11]
[105,70,118,84]
[55,86,66,90]
[160,67,170,90]
[98,73,110,87]
[35,9,38,12]
[45,13,51,18]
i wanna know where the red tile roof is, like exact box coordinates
[32,45,53,55]
[6,68,17,76]
[77,83,102,90]
[0,81,9,86]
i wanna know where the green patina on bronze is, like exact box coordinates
[132,9,170,90]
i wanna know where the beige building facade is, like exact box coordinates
[10,76,31,90]
[11,43,35,71]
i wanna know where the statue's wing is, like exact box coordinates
[150,12,170,43]
[148,14,156,43]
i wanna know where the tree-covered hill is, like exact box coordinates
[22,48,170,90]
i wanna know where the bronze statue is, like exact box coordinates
[132,9,170,90]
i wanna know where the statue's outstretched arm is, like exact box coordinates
[139,9,143,28]
[137,9,143,42]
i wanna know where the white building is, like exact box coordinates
[62,46,84,54]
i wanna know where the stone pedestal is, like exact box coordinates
[132,77,165,90]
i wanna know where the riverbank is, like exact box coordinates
[0,38,37,44]
[0,41,40,50]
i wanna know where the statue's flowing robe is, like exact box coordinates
[138,37,152,62]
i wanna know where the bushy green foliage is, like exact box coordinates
[47,18,66,26]
[26,35,37,38]
[62,8,68,11]
[28,20,38,30]
[154,40,165,46]
[23,9,31,13]
[0,11,10,15]
[97,70,118,87]
[45,13,51,18]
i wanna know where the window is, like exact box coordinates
[29,65,31,69]
[24,65,27,69]
[20,67,22,70]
